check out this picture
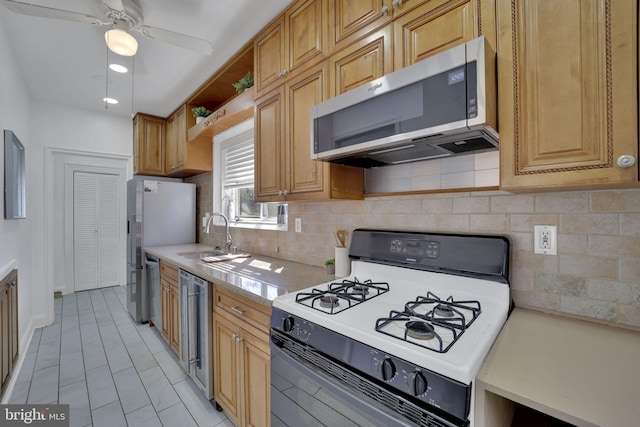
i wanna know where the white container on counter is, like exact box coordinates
[335,247,350,277]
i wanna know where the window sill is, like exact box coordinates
[230,220,287,232]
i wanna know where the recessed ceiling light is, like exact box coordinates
[103,97,119,105]
[109,64,128,73]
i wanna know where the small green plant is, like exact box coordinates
[324,258,335,266]
[232,71,254,94]
[192,106,211,118]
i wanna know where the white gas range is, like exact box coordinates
[270,229,511,427]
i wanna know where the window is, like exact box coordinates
[214,118,283,228]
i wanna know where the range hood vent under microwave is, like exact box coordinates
[311,37,498,168]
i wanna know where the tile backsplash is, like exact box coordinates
[186,172,640,330]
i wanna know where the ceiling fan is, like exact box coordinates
[0,0,213,56]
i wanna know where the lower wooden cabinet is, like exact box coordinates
[1,269,18,398]
[160,262,180,356]
[213,286,271,427]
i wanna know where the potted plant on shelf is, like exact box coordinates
[192,106,211,124]
[232,71,254,94]
[324,258,335,274]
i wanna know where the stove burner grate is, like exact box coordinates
[296,277,389,314]
[375,292,481,353]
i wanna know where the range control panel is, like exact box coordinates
[389,239,440,258]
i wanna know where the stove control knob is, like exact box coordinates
[380,358,396,381]
[282,316,295,332]
[408,371,428,396]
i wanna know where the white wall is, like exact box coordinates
[0,16,34,348]
[1,20,133,345]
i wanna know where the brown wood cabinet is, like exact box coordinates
[160,262,180,356]
[213,286,271,427]
[133,113,165,176]
[497,0,638,191]
[1,269,18,398]
[255,0,330,97]
[165,104,212,177]
[255,60,364,202]
[394,0,496,70]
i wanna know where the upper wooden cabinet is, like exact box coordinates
[133,113,165,176]
[254,0,329,96]
[255,61,364,202]
[394,0,496,70]
[329,24,393,97]
[498,0,638,191]
[165,104,212,177]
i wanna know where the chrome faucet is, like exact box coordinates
[204,213,232,253]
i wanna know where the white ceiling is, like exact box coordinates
[0,0,292,117]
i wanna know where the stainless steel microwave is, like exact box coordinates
[311,36,497,168]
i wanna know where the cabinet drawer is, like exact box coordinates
[214,287,271,335]
[160,261,179,282]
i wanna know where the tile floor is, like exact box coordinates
[7,285,233,427]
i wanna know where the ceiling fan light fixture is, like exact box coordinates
[105,28,138,56]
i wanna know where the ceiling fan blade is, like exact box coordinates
[0,0,109,26]
[137,25,213,56]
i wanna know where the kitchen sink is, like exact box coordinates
[179,250,226,259]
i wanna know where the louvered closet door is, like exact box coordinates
[74,172,119,291]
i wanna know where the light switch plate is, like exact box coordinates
[534,225,557,255]
[295,218,302,233]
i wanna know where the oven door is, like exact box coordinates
[271,341,416,427]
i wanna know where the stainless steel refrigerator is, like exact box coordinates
[126,176,196,323]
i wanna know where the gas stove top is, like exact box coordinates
[273,260,509,384]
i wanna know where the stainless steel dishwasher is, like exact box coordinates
[144,254,161,327]
[179,269,213,400]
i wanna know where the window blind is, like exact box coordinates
[223,138,254,190]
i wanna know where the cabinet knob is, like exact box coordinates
[381,4,389,15]
[617,155,636,168]
[282,189,289,196]
[392,0,400,7]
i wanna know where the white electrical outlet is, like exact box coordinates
[295,218,302,233]
[534,225,557,255]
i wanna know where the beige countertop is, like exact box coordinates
[475,308,640,427]
[144,244,333,306]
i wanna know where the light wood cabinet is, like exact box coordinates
[329,24,393,97]
[1,269,18,398]
[254,0,329,97]
[165,104,212,177]
[133,113,165,176]
[213,286,271,427]
[394,0,496,70]
[160,262,180,356]
[497,0,638,191]
[255,60,364,202]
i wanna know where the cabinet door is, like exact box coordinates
[9,283,17,367]
[0,286,9,393]
[330,0,392,53]
[286,0,329,72]
[498,0,638,191]
[165,114,177,174]
[213,315,241,425]
[255,18,285,96]
[161,282,170,343]
[134,114,165,176]
[330,24,393,97]
[394,0,480,70]
[255,88,286,201]
[286,61,330,197]
[242,334,270,427]
[170,286,180,355]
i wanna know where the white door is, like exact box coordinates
[73,171,120,291]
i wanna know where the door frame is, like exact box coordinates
[44,147,129,326]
